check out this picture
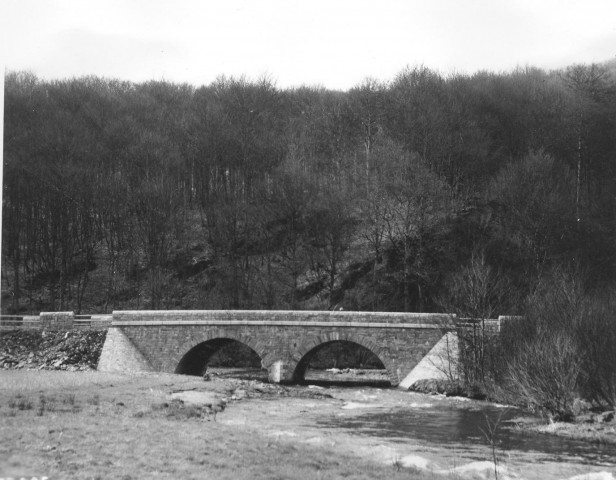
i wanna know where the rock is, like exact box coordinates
[0,329,107,371]
[400,454,430,470]
[578,413,595,424]
[170,391,224,411]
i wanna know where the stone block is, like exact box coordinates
[40,311,74,330]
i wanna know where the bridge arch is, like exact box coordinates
[174,330,269,376]
[290,332,395,384]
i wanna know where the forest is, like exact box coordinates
[4,61,616,414]
[2,62,616,317]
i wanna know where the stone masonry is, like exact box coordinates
[98,310,455,386]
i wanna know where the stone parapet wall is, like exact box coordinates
[40,311,75,329]
[111,310,455,326]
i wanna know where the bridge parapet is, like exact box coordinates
[455,315,522,333]
[111,310,455,327]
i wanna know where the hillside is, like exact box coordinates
[3,63,616,315]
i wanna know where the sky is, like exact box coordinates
[2,0,616,90]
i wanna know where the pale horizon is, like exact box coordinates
[2,0,616,90]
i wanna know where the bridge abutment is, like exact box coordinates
[98,327,155,373]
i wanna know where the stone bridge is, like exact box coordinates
[98,310,457,387]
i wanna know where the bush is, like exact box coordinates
[495,270,616,418]
[504,331,582,420]
[437,251,514,389]
[576,294,616,408]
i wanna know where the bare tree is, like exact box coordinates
[382,147,451,311]
[439,251,511,384]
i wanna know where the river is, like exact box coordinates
[216,370,616,480]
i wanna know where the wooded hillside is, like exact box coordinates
[3,62,616,314]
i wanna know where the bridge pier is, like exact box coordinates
[267,360,293,383]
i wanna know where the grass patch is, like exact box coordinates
[37,394,47,416]
[0,370,130,393]
[145,400,208,420]
[8,395,32,411]
[0,370,440,480]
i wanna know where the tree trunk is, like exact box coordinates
[403,239,410,312]
[576,130,582,225]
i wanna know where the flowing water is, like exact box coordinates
[323,402,616,467]
[215,367,616,478]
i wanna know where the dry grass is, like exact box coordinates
[531,420,616,445]
[1,369,128,393]
[0,370,437,480]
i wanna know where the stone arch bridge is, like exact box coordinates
[98,310,458,387]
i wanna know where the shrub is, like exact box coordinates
[576,293,616,408]
[496,269,616,417]
[438,251,514,388]
[504,331,582,420]
[496,270,583,418]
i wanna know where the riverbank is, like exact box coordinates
[1,370,614,480]
[408,377,616,448]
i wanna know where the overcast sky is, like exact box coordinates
[1,0,616,90]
